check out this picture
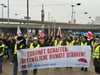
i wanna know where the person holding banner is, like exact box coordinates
[65,36,74,68]
[66,36,75,46]
[74,36,81,45]
[81,36,90,71]
[13,36,26,75]
[54,35,63,69]
[30,37,40,75]
[54,36,63,46]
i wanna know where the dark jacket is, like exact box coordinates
[13,43,26,63]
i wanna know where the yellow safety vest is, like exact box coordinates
[93,45,100,59]
[81,42,88,46]
[14,44,23,55]
[66,40,74,46]
[0,44,5,56]
[30,43,40,48]
[55,40,62,46]
[91,40,94,47]
[75,40,81,45]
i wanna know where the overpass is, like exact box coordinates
[0,18,100,34]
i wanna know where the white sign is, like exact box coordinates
[17,46,91,71]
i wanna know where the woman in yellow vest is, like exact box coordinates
[66,36,74,46]
[65,36,74,68]
[30,37,40,75]
[93,38,100,74]
[81,36,89,71]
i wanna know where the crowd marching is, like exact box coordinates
[0,33,100,75]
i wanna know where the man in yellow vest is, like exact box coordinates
[30,37,40,75]
[93,38,100,74]
[54,36,62,46]
[81,36,89,71]
[13,36,26,75]
[0,38,4,73]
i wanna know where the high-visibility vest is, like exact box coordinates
[75,40,81,45]
[0,44,5,56]
[93,45,100,59]
[30,43,40,48]
[66,40,74,46]
[14,44,23,55]
[91,40,94,47]
[55,40,62,46]
[81,42,88,46]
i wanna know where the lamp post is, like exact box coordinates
[48,12,50,35]
[73,12,76,24]
[54,19,56,37]
[8,0,9,24]
[0,4,7,24]
[27,0,29,40]
[71,5,75,24]
[41,4,44,34]
[71,3,81,24]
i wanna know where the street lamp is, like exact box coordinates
[84,12,88,14]
[71,3,81,24]
[27,0,29,40]
[8,0,9,24]
[0,4,7,24]
[14,13,18,19]
[15,13,18,16]
[84,12,93,24]
[88,16,92,19]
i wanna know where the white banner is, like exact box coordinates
[17,46,91,71]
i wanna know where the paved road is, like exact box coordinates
[1,57,100,75]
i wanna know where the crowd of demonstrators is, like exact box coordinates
[0,33,100,74]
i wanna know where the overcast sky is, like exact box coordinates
[0,0,100,24]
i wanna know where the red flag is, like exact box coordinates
[28,33,31,37]
[51,32,53,36]
[39,31,44,37]
[86,31,93,40]
[17,25,22,36]
[57,27,62,37]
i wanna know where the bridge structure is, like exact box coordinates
[0,18,100,34]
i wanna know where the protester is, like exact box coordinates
[30,37,40,75]
[39,37,45,47]
[7,37,13,63]
[74,36,81,45]
[0,38,5,73]
[66,36,75,46]
[54,36,63,46]
[93,38,100,74]
[13,36,26,75]
[81,36,90,71]
[65,35,74,68]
